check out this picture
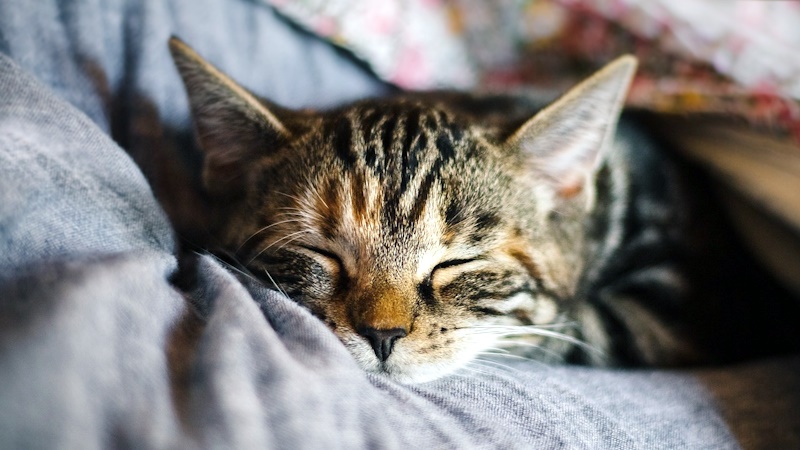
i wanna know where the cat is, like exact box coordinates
[168,37,800,383]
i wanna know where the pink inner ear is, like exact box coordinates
[558,177,584,199]
[508,56,637,202]
[522,129,605,199]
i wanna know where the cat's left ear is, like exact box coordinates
[169,36,292,198]
[506,56,637,204]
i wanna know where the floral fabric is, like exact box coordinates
[265,0,475,88]
[264,0,800,139]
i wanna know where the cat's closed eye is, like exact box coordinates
[430,257,483,290]
[298,245,345,275]
[432,258,479,273]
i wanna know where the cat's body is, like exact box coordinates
[169,38,800,382]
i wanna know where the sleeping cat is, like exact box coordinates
[168,37,800,383]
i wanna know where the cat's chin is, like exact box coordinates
[356,349,480,384]
[345,333,491,383]
[367,362,462,384]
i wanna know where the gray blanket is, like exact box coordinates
[1,0,799,448]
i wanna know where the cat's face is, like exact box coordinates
[222,102,566,382]
[170,37,636,382]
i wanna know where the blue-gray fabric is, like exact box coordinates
[0,0,798,448]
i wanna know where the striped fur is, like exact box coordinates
[170,38,800,382]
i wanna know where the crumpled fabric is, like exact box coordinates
[1,0,799,448]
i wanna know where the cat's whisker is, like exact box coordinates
[261,267,289,299]
[235,218,304,254]
[206,249,291,299]
[465,324,603,357]
[479,348,529,360]
[480,346,511,354]
[499,325,584,340]
[275,191,307,206]
[276,207,324,222]
[467,324,573,335]
[276,231,312,252]
[310,187,330,209]
[495,340,568,361]
[199,250,266,286]
[274,214,314,225]
[275,190,328,219]
[247,229,311,264]
[268,229,310,249]
[469,321,577,330]
[471,357,518,373]
[466,362,504,376]
[275,205,319,213]
[459,364,493,377]
[275,192,328,220]
[477,351,553,370]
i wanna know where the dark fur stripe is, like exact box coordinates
[360,109,382,143]
[332,116,356,169]
[444,199,465,229]
[409,171,436,223]
[350,170,368,223]
[381,114,397,158]
[401,110,421,194]
[435,133,455,161]
[590,300,644,365]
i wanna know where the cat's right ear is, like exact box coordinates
[505,55,637,209]
[169,36,291,198]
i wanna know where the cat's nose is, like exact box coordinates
[358,327,407,362]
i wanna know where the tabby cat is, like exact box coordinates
[169,37,799,383]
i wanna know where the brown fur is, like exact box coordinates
[169,38,800,383]
[168,37,637,382]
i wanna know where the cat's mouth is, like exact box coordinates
[341,329,490,383]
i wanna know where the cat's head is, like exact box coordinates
[169,37,636,382]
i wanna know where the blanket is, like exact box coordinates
[1,0,799,448]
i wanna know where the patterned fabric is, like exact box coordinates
[265,0,800,140]
[265,0,475,88]
[463,0,800,140]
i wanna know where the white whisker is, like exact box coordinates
[275,191,307,205]
[201,249,290,299]
[276,207,324,221]
[495,340,568,362]
[478,349,527,360]
[247,229,310,264]
[198,251,263,285]
[478,351,552,370]
[469,321,577,331]
[262,267,289,298]
[471,358,517,373]
[276,230,311,251]
[465,324,604,358]
[459,364,493,377]
[311,187,329,209]
[235,218,304,254]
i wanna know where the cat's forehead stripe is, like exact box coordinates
[329,115,356,169]
[321,102,472,233]
[400,109,421,194]
[349,169,368,224]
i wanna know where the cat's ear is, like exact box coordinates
[169,36,291,197]
[506,55,637,205]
